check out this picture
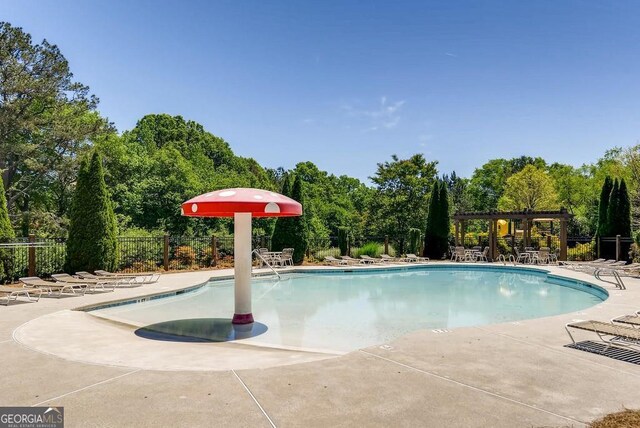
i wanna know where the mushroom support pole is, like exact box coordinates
[232,212,254,324]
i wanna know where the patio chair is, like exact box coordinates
[565,320,640,351]
[20,276,86,297]
[359,255,382,264]
[532,247,550,265]
[475,247,489,262]
[0,286,42,305]
[94,270,160,283]
[51,273,115,293]
[323,256,348,266]
[452,246,466,262]
[514,249,530,264]
[279,248,294,266]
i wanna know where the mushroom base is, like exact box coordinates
[231,313,254,324]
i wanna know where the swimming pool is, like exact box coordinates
[89,265,607,352]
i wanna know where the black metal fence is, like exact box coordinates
[0,232,629,282]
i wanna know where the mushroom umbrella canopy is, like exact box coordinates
[182,188,302,324]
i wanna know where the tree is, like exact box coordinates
[407,228,422,255]
[606,179,620,238]
[617,179,632,237]
[271,175,293,252]
[369,154,438,253]
[597,176,613,237]
[0,22,111,233]
[289,175,308,263]
[497,165,559,211]
[65,152,118,272]
[0,184,14,280]
[424,181,450,259]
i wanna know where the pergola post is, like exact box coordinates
[559,219,568,261]
[492,219,498,260]
[487,219,494,261]
[460,220,466,247]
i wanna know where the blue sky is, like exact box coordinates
[3,1,640,182]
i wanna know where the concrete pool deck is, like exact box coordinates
[2,262,640,427]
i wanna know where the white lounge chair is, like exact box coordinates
[402,254,429,263]
[359,255,382,264]
[51,273,115,293]
[0,286,41,305]
[323,256,348,266]
[566,320,640,351]
[94,270,160,283]
[20,276,86,297]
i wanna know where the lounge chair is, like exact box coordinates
[612,311,640,328]
[380,254,398,263]
[323,256,348,266]
[359,255,382,264]
[341,256,365,265]
[94,270,160,283]
[76,271,142,288]
[566,320,640,351]
[51,273,115,293]
[0,286,41,305]
[20,276,86,297]
[402,254,429,263]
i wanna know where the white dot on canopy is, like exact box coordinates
[191,204,198,213]
[253,195,264,200]
[219,190,236,197]
[265,202,280,213]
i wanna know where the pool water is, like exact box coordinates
[90,267,606,352]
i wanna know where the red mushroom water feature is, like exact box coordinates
[181,188,302,324]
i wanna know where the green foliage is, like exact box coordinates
[606,179,620,237]
[408,228,422,255]
[65,152,118,272]
[289,175,308,264]
[337,227,349,256]
[271,175,293,252]
[617,179,632,237]
[0,22,112,234]
[597,176,613,237]
[369,154,438,253]
[424,181,450,259]
[498,165,559,211]
[354,242,382,258]
[0,185,14,279]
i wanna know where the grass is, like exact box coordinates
[589,409,640,427]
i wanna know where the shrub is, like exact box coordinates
[424,181,450,259]
[0,184,14,281]
[174,245,196,266]
[355,242,382,258]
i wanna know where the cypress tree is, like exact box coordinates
[271,175,293,252]
[337,226,349,256]
[289,175,308,264]
[438,180,451,255]
[424,181,442,258]
[606,179,620,237]
[0,184,14,280]
[597,176,613,237]
[618,178,632,237]
[65,151,118,273]
[408,228,422,255]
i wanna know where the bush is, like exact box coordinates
[174,245,196,266]
[408,228,422,255]
[354,242,382,258]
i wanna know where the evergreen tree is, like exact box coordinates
[597,176,613,237]
[65,151,118,273]
[408,228,422,255]
[337,226,349,256]
[618,178,632,237]
[424,181,448,259]
[289,175,309,263]
[606,179,620,237]
[271,174,293,252]
[0,185,15,280]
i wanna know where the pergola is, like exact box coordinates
[452,208,573,261]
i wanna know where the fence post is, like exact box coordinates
[163,234,169,271]
[511,234,515,256]
[28,234,36,277]
[211,235,217,267]
[384,236,389,255]
[616,235,621,261]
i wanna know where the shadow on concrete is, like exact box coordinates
[135,318,268,343]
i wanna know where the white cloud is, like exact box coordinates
[340,96,405,132]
